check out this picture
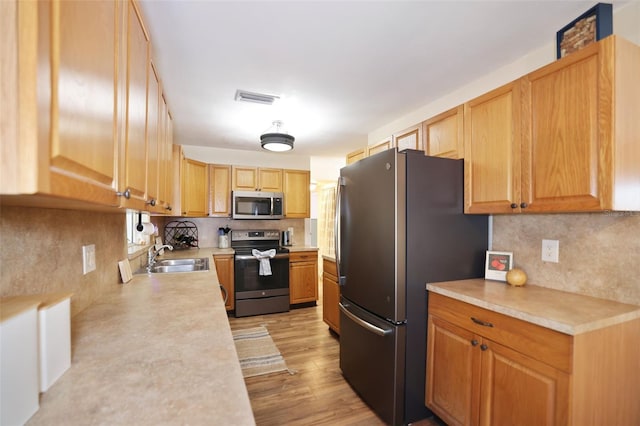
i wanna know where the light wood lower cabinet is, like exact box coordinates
[322,258,339,334]
[213,254,234,311]
[289,251,318,305]
[426,292,640,426]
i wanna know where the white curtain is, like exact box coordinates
[317,183,336,258]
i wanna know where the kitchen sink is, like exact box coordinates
[139,257,210,274]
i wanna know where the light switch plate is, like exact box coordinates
[82,244,96,274]
[541,239,559,263]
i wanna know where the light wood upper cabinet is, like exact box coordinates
[283,169,310,218]
[181,158,208,216]
[367,138,392,157]
[1,0,119,207]
[232,167,283,192]
[465,36,640,214]
[393,124,422,151]
[146,61,160,210]
[209,164,232,217]
[524,35,640,212]
[346,148,366,165]
[423,106,464,159]
[119,0,149,210]
[464,80,524,214]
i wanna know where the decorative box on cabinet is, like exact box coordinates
[289,251,318,305]
[423,105,464,159]
[322,258,340,334]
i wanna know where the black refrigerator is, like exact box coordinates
[336,149,488,425]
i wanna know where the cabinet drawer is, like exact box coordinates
[290,251,318,262]
[429,292,572,372]
[322,258,337,276]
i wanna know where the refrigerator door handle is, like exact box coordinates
[339,302,391,337]
[335,176,346,286]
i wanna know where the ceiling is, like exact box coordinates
[139,1,621,158]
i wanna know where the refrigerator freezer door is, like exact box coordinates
[339,298,405,426]
[338,149,406,323]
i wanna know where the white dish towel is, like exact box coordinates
[252,249,276,276]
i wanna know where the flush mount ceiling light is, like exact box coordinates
[260,120,294,152]
[234,89,279,105]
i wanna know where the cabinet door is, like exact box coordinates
[479,340,569,426]
[289,253,318,304]
[258,168,283,192]
[322,262,340,334]
[393,125,422,151]
[346,148,366,165]
[284,169,310,218]
[424,106,464,159]
[426,315,480,426]
[209,164,232,216]
[525,47,603,212]
[214,255,235,311]
[367,138,392,156]
[162,111,174,213]
[146,61,160,209]
[119,0,149,209]
[181,158,208,216]
[232,166,258,191]
[464,80,523,214]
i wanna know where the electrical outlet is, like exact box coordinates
[82,244,96,274]
[541,239,559,263]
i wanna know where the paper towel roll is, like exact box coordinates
[141,223,155,235]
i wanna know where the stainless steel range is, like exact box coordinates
[231,230,290,317]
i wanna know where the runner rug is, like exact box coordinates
[232,326,288,378]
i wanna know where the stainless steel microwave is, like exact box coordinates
[232,191,284,219]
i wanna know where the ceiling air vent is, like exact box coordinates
[234,90,279,105]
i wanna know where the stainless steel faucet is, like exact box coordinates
[147,244,174,269]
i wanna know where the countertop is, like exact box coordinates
[27,248,255,426]
[427,279,640,335]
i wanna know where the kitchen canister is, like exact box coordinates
[218,227,230,248]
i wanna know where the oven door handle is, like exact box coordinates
[235,253,290,261]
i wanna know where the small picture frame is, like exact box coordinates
[556,3,612,59]
[485,251,513,282]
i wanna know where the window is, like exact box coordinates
[126,210,154,254]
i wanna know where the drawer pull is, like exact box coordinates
[471,339,479,346]
[480,344,488,351]
[471,317,494,327]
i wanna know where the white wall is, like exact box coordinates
[182,145,310,170]
[368,1,640,145]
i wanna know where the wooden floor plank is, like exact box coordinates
[228,304,441,426]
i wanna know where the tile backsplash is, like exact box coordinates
[0,206,126,316]
[492,212,640,305]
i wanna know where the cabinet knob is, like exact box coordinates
[117,188,131,199]
[520,202,528,209]
[510,203,518,209]
[146,199,156,207]
[166,205,172,211]
[471,339,479,346]
[480,344,488,351]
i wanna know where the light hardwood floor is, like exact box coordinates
[227,303,442,426]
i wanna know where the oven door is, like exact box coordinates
[234,253,290,298]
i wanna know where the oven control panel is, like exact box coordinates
[231,230,280,241]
